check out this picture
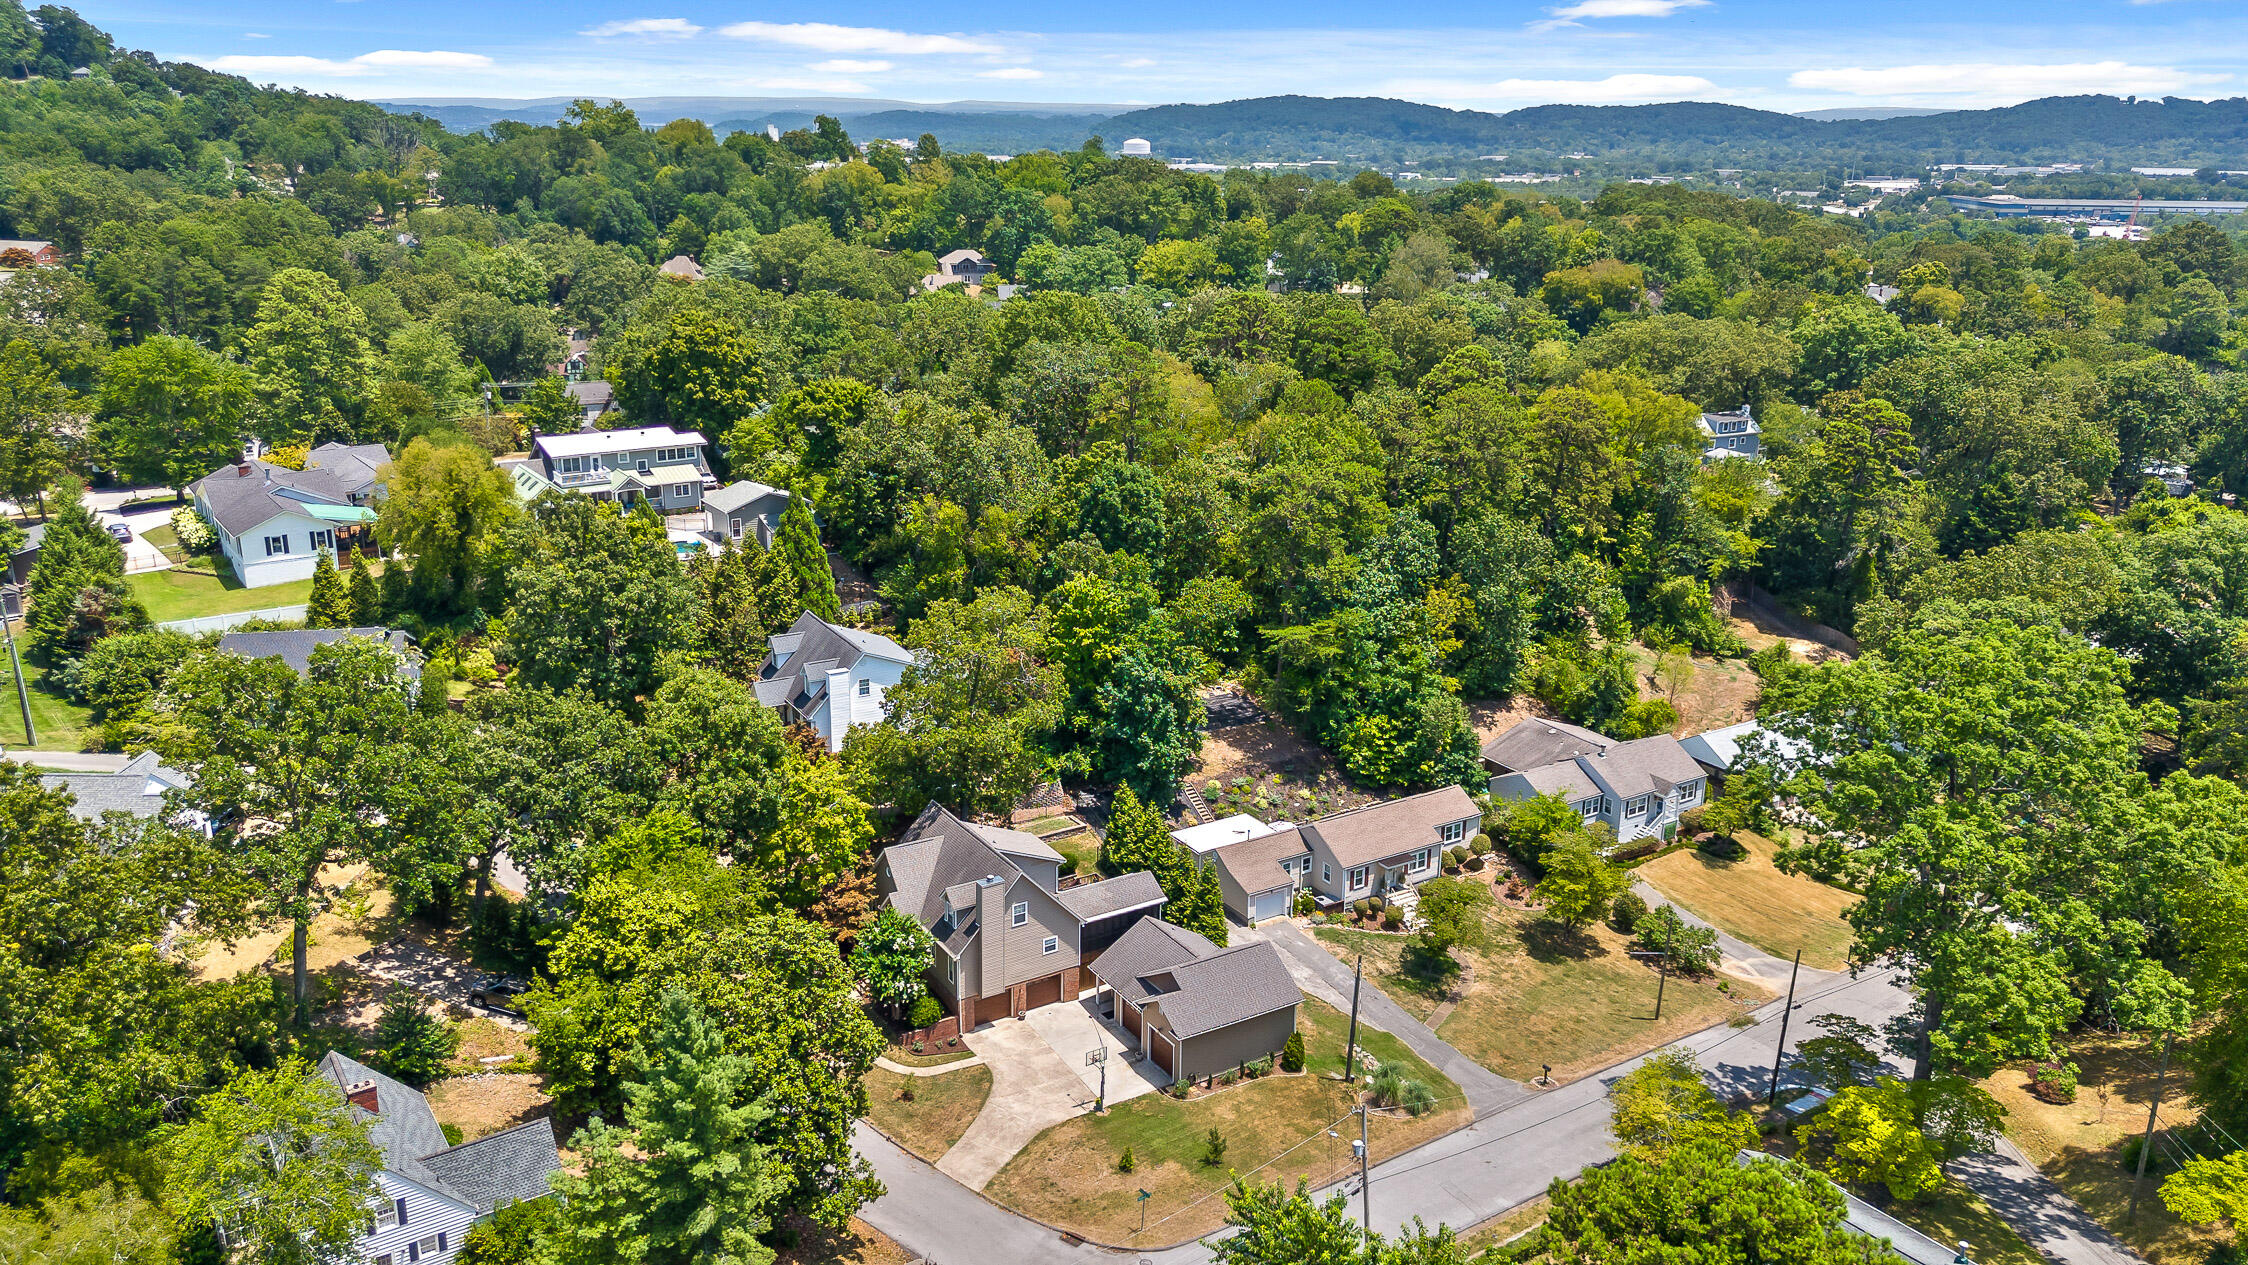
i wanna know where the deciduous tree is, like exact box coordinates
[158,1060,383,1265]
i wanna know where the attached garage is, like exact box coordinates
[1059,872,1168,960]
[1148,1029,1176,1075]
[1023,972,1064,1011]
[1247,886,1292,923]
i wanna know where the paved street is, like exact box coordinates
[2,750,130,771]
[1950,1139,2150,1265]
[859,959,1916,1261]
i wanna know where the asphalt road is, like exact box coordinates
[857,960,1915,1263]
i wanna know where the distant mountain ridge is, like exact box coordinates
[374,92,2248,166]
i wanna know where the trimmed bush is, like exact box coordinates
[906,994,943,1030]
[1382,906,1404,930]
[1470,833,1492,856]
[1679,805,1709,836]
[1118,1146,1136,1173]
[1609,889,1649,933]
[1354,898,1373,919]
[1281,1031,1306,1073]
[2030,1061,2080,1104]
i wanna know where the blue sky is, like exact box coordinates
[81,0,2247,113]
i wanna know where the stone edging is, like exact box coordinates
[874,1053,986,1077]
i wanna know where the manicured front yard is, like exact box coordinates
[127,563,324,623]
[863,1065,992,1163]
[1976,1031,2229,1265]
[1317,898,1762,1084]
[1638,831,1857,971]
[983,996,1469,1247]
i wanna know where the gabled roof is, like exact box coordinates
[1579,735,1706,802]
[1480,718,1612,772]
[965,821,1064,864]
[1302,786,1480,870]
[883,804,1025,940]
[12,522,44,555]
[533,425,706,460]
[1500,762,1602,803]
[219,628,418,680]
[191,461,352,536]
[659,255,704,280]
[306,442,392,497]
[756,611,912,713]
[1055,871,1166,921]
[1208,826,1311,897]
[705,480,790,514]
[940,248,987,268]
[416,1118,562,1213]
[38,750,191,822]
[1679,721,1759,775]
[317,1052,559,1213]
[566,380,614,411]
[1093,918,1299,1040]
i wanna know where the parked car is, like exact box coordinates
[468,974,530,1016]
[105,522,133,543]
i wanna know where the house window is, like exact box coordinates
[1348,865,1369,890]
[857,679,871,696]
[263,534,289,556]
[1321,862,1332,884]
[731,518,744,539]
[561,456,586,474]
[1042,936,1058,955]
[376,1257,394,1265]
[1626,796,1650,816]
[946,954,956,983]
[376,1198,402,1229]
[1410,848,1431,871]
[672,483,692,500]
[1011,901,1028,927]
[310,529,334,552]
[612,452,628,465]
[1441,820,1465,844]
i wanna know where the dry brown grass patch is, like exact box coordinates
[425,1073,553,1142]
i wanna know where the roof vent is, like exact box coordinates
[977,874,1004,888]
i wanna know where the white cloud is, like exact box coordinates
[1789,60,2227,98]
[243,32,269,38]
[1531,0,1709,32]
[208,48,492,76]
[746,75,873,93]
[1119,56,1156,68]
[716,21,1000,55]
[977,67,1043,80]
[1394,71,1714,103]
[810,59,892,73]
[579,18,703,39]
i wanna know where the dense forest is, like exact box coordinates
[7,0,2248,1258]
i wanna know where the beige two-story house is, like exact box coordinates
[877,804,1166,1028]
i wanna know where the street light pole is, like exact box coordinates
[1344,955,1363,1083]
[1356,1105,1371,1245]
[2128,1032,2175,1223]
[2,609,32,747]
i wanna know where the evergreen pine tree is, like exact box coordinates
[373,989,459,1086]
[377,562,408,623]
[554,989,785,1263]
[1100,786,1229,945]
[305,551,353,628]
[22,479,130,664]
[745,533,799,630]
[775,493,838,621]
[346,552,379,625]
[693,542,767,681]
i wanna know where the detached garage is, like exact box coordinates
[1088,918,1302,1084]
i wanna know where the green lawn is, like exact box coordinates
[984,996,1470,1246]
[1,656,92,751]
[1049,829,1102,878]
[1317,896,1756,1084]
[138,523,189,565]
[127,561,368,623]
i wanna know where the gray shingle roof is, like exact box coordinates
[306,442,392,500]
[883,804,1020,942]
[1580,735,1705,802]
[12,522,42,555]
[1208,827,1311,896]
[1503,762,1602,802]
[704,480,789,514]
[1055,871,1165,921]
[1091,919,1299,1040]
[1480,718,1612,772]
[416,1118,561,1213]
[1089,917,1217,1004]
[966,821,1064,864]
[317,1052,559,1212]
[1303,786,1481,870]
[218,628,419,681]
[191,462,352,536]
[755,612,911,714]
[38,750,190,822]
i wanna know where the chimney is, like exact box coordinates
[236,462,253,478]
[344,1079,379,1114]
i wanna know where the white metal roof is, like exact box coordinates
[1171,814,1294,855]
[532,426,708,460]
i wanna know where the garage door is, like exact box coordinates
[1122,1002,1144,1042]
[1249,888,1289,923]
[1149,1029,1175,1076]
[1023,973,1063,1011]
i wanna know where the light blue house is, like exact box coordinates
[1698,406,1760,461]
[1481,718,1707,845]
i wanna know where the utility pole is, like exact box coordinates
[2128,1032,2175,1223]
[1767,949,1804,1105]
[3,608,32,748]
[1344,955,1363,1083]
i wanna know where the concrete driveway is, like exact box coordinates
[1023,996,1170,1106]
[101,505,176,574]
[939,1017,1095,1190]
[353,937,528,1031]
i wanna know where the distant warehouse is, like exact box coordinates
[1942,194,2248,219]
